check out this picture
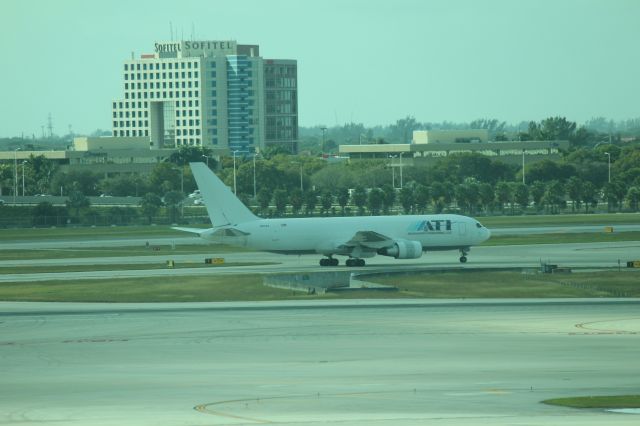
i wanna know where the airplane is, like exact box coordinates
[174,162,491,267]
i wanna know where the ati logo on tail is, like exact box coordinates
[409,219,452,234]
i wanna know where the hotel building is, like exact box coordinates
[111,40,298,153]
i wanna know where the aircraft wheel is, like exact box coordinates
[357,259,365,267]
[346,259,354,267]
[330,258,339,266]
[459,256,467,263]
[319,258,328,266]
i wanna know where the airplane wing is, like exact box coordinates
[342,231,395,250]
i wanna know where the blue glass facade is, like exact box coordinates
[226,55,253,153]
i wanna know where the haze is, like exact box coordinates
[1,0,639,137]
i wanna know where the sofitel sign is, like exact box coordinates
[154,41,235,53]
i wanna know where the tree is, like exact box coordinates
[352,186,367,215]
[32,201,64,227]
[528,116,577,141]
[603,181,626,212]
[380,184,395,214]
[273,189,288,216]
[544,180,565,214]
[495,182,512,214]
[530,181,546,212]
[168,145,216,168]
[66,190,90,222]
[626,186,640,212]
[336,187,350,215]
[367,188,384,215]
[582,181,598,213]
[565,176,583,213]
[414,184,430,213]
[163,190,184,223]
[319,191,333,216]
[51,170,101,196]
[140,193,162,224]
[257,188,272,215]
[478,183,494,214]
[399,186,414,214]
[149,163,181,194]
[512,183,530,212]
[289,188,304,215]
[390,116,419,144]
[303,189,317,215]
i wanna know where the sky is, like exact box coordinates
[1,0,639,137]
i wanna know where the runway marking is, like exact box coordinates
[572,317,640,335]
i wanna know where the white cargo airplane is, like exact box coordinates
[174,162,491,267]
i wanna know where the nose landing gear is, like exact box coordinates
[459,248,469,263]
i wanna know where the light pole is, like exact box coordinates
[291,161,303,192]
[605,152,611,183]
[321,126,327,155]
[389,155,396,188]
[399,152,404,189]
[22,161,26,196]
[299,163,303,192]
[13,148,20,204]
[202,154,210,167]
[522,149,526,184]
[232,150,238,195]
[252,153,260,199]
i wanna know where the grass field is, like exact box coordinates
[366,270,640,298]
[1,269,638,303]
[0,261,276,274]
[543,395,640,409]
[0,244,248,261]
[1,213,639,241]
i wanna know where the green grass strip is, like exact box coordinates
[543,395,640,409]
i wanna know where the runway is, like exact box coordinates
[1,240,638,282]
[1,299,639,425]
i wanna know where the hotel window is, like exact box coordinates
[124,64,128,71]
[181,62,185,69]
[136,64,140,70]
[188,72,192,78]
[132,130,137,136]
[125,93,129,99]
[156,72,159,79]
[162,63,166,70]
[195,71,199,78]
[113,121,118,127]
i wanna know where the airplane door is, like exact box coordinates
[458,222,467,236]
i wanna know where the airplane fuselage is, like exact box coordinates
[200,214,489,256]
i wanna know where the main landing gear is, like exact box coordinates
[319,257,339,267]
[459,248,469,263]
[346,258,365,267]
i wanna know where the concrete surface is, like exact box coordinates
[1,299,639,425]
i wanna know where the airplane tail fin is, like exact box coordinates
[189,162,259,226]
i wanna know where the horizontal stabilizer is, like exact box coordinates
[171,226,210,235]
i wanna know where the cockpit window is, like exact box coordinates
[476,222,483,228]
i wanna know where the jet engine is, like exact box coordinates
[377,240,423,259]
